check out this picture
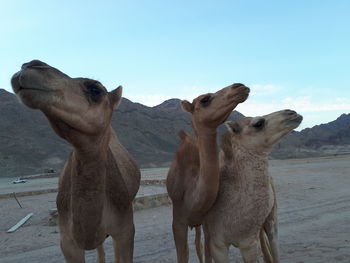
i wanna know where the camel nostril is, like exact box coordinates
[22,60,48,70]
[21,62,29,70]
[285,110,296,115]
[231,83,245,89]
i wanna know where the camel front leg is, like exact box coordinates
[195,226,204,263]
[260,181,279,263]
[96,244,106,263]
[203,223,212,263]
[261,226,279,263]
[112,223,135,263]
[260,209,279,262]
[60,234,85,263]
[239,239,259,263]
[172,219,189,263]
[209,238,229,263]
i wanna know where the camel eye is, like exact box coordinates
[200,96,211,105]
[89,86,102,97]
[253,119,265,130]
[84,81,105,102]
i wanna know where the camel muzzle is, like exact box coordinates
[21,59,50,70]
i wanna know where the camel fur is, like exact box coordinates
[203,110,303,263]
[166,84,250,263]
[11,60,140,263]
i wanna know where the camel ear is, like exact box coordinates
[181,100,194,113]
[109,86,123,109]
[225,121,241,134]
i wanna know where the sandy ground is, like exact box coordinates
[0,155,350,262]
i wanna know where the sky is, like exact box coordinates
[1,0,350,130]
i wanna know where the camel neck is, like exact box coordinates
[70,131,111,197]
[69,141,110,249]
[230,146,269,181]
[74,146,108,164]
[74,126,112,160]
[70,147,108,197]
[197,131,219,174]
[191,130,220,214]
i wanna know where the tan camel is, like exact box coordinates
[203,110,303,263]
[166,84,250,263]
[11,60,140,263]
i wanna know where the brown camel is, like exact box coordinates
[11,60,140,263]
[203,110,303,263]
[166,84,250,263]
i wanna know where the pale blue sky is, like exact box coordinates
[1,0,350,130]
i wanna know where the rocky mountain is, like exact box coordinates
[0,90,243,177]
[1,89,349,177]
[271,113,350,159]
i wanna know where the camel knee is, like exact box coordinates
[60,235,85,263]
[239,240,259,263]
[209,239,229,263]
[112,228,135,263]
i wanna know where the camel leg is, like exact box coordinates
[260,182,279,263]
[112,223,135,263]
[96,244,106,263]
[260,229,272,263]
[261,211,279,262]
[209,238,229,263]
[239,239,259,263]
[203,223,212,263]
[60,235,85,263]
[195,226,204,263]
[172,211,189,263]
[262,225,279,263]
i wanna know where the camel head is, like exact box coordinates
[11,60,122,148]
[180,83,250,134]
[225,109,303,153]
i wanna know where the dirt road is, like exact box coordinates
[1,156,349,262]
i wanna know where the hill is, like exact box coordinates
[1,89,349,177]
[271,113,350,158]
[0,90,242,177]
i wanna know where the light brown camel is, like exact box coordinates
[11,60,140,263]
[203,110,303,263]
[166,83,250,263]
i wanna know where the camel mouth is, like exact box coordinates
[285,114,303,128]
[227,86,250,104]
[12,75,44,94]
[11,69,59,110]
[288,113,303,122]
[17,83,50,92]
[11,71,21,94]
[17,86,50,94]
[11,70,55,95]
[291,114,303,124]
[232,86,250,103]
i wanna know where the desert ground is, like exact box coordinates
[0,155,349,262]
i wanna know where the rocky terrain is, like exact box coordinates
[273,113,350,159]
[1,88,349,177]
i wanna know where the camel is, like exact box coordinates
[166,83,250,263]
[203,109,303,263]
[11,60,140,263]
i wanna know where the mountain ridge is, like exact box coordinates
[1,89,349,177]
